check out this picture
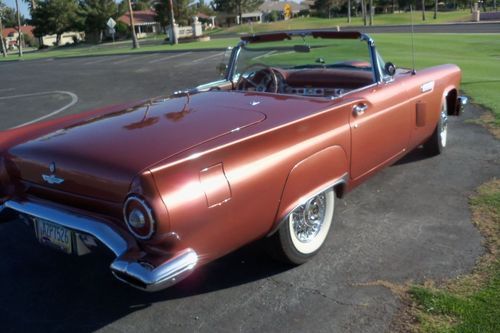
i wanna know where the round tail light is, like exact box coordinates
[123,196,156,240]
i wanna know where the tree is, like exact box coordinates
[154,0,195,27]
[197,0,215,16]
[211,0,263,25]
[433,0,437,19]
[133,0,151,10]
[80,0,117,43]
[312,0,343,18]
[1,6,25,27]
[126,0,139,48]
[421,0,425,20]
[31,0,80,46]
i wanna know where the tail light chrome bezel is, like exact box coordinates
[123,195,156,240]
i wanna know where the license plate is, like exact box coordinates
[35,218,73,254]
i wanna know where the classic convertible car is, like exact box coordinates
[0,31,467,291]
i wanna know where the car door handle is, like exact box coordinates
[353,103,368,116]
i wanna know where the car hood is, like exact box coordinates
[7,92,266,202]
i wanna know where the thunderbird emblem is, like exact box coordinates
[42,174,65,185]
[42,162,64,184]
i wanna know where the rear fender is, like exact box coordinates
[270,146,348,234]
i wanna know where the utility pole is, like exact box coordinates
[168,0,177,44]
[15,0,22,57]
[126,0,139,49]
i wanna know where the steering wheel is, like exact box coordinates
[235,63,279,93]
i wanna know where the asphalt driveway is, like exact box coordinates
[0,53,499,332]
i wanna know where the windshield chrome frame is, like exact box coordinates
[225,31,382,86]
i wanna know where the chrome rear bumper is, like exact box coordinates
[0,199,198,292]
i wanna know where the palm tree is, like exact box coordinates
[0,2,7,57]
[15,0,22,56]
[126,0,139,48]
[369,0,373,25]
[347,0,351,23]
[361,0,367,26]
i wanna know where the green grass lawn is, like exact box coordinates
[408,180,500,333]
[211,10,472,35]
[372,33,500,126]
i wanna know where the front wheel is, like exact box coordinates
[267,188,335,265]
[424,101,448,156]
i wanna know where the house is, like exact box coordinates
[118,9,161,38]
[216,0,309,26]
[2,25,83,48]
[2,26,35,48]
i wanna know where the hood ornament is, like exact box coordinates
[42,162,64,185]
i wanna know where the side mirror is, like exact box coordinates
[216,62,228,76]
[384,62,396,76]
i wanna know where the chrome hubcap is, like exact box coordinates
[291,193,327,243]
[440,107,448,147]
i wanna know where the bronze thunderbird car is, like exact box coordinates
[0,31,467,291]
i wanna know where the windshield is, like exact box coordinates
[234,35,373,78]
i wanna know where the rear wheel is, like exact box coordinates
[267,187,335,265]
[424,101,448,156]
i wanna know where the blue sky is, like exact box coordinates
[4,0,31,18]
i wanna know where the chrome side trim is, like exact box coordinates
[2,199,198,292]
[111,248,198,292]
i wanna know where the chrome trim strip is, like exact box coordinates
[111,248,198,292]
[2,199,198,291]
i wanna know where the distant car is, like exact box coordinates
[0,31,467,291]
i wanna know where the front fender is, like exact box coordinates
[272,146,349,233]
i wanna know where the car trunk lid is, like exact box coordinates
[8,93,266,202]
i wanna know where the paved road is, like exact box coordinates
[1,52,500,333]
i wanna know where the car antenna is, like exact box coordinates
[410,5,416,75]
